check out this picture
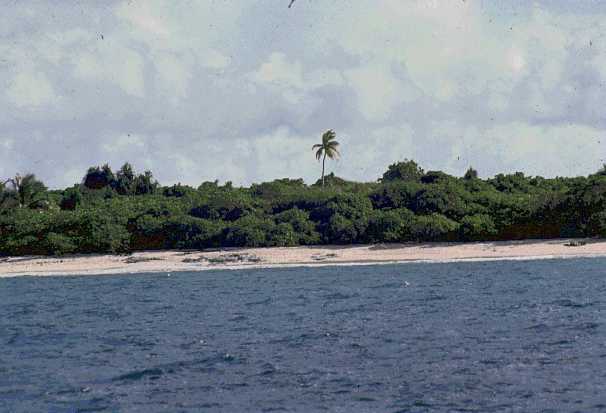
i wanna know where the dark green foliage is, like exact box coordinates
[464,167,478,180]
[312,173,350,187]
[411,213,460,241]
[60,186,82,210]
[421,170,454,185]
[134,171,158,195]
[412,182,470,219]
[115,163,136,195]
[43,232,78,255]
[381,159,424,183]
[268,222,298,247]
[76,209,131,253]
[82,163,157,196]
[163,184,195,198]
[312,193,373,243]
[130,214,167,250]
[251,178,305,199]
[2,158,606,256]
[274,208,321,245]
[490,172,532,194]
[1,174,48,209]
[83,164,115,190]
[459,214,497,241]
[190,190,257,221]
[224,215,274,247]
[163,216,225,249]
[370,181,422,210]
[366,208,415,243]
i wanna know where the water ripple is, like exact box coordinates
[1,258,606,411]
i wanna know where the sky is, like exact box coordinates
[2,0,606,188]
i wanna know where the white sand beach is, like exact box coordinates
[1,239,605,277]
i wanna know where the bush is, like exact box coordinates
[164,215,224,249]
[411,213,460,242]
[44,232,77,255]
[130,214,167,250]
[325,213,358,244]
[223,215,274,247]
[190,191,258,221]
[274,208,321,245]
[267,222,298,247]
[366,208,415,243]
[60,186,82,210]
[83,164,115,190]
[459,214,497,241]
[464,167,478,180]
[312,193,373,243]
[76,210,131,253]
[380,159,424,183]
[370,181,421,210]
[412,183,470,219]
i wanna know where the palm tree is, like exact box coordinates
[3,174,47,208]
[312,129,340,186]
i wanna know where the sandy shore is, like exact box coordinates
[1,239,606,277]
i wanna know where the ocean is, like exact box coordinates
[2,258,606,412]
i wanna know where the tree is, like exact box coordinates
[595,164,606,177]
[115,163,136,195]
[83,164,115,190]
[3,173,48,209]
[459,214,497,241]
[0,179,18,210]
[381,160,424,183]
[59,186,82,210]
[134,170,158,195]
[366,208,415,243]
[411,213,459,242]
[464,167,478,180]
[312,172,351,187]
[312,129,340,187]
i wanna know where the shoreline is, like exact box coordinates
[1,238,606,278]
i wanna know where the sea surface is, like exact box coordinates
[1,258,606,412]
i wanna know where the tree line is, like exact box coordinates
[1,158,606,256]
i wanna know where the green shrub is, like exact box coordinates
[380,159,424,183]
[224,215,274,247]
[459,214,497,241]
[366,208,415,243]
[44,232,77,255]
[164,216,225,249]
[411,213,460,242]
[60,186,82,210]
[274,208,321,245]
[267,222,298,247]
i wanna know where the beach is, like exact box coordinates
[1,238,605,277]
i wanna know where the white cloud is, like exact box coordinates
[250,127,317,183]
[114,1,171,37]
[430,121,606,178]
[73,46,146,98]
[2,1,606,188]
[6,71,56,107]
[250,52,344,105]
[153,53,193,103]
[252,52,304,89]
[101,133,146,154]
[344,62,415,122]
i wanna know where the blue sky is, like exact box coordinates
[2,0,606,188]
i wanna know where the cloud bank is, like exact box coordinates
[1,0,606,188]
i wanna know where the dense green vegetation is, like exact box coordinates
[1,159,606,256]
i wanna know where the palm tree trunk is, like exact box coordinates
[322,153,326,186]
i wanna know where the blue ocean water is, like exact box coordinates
[1,258,606,412]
